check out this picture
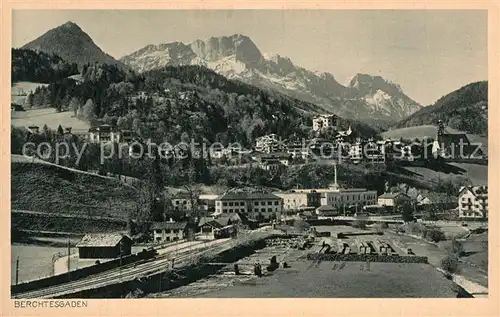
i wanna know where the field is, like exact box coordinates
[174,260,458,298]
[382,125,488,155]
[401,162,488,186]
[11,244,69,284]
[11,161,138,221]
[11,108,90,133]
[11,82,48,104]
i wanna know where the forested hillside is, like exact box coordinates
[11,48,79,83]
[27,64,380,146]
[395,81,488,135]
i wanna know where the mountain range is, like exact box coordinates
[19,22,424,122]
[120,34,423,122]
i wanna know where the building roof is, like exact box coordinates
[459,186,488,197]
[215,213,242,226]
[378,192,410,199]
[76,233,131,248]
[219,192,281,201]
[198,217,224,228]
[151,221,188,230]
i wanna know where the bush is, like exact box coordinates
[352,220,367,230]
[440,255,460,274]
[426,228,446,243]
[446,239,465,256]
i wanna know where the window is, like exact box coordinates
[166,229,171,234]
[223,202,228,207]
[261,201,265,206]
[254,201,259,206]
[268,208,273,212]
[240,202,245,206]
[274,201,279,205]
[229,209,233,213]
[261,208,266,212]
[216,202,221,206]
[229,202,234,206]
[173,229,178,233]
[176,201,180,205]
[183,201,187,205]
[241,208,245,212]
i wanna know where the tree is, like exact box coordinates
[57,125,64,135]
[82,99,96,122]
[26,92,34,108]
[69,97,81,116]
[440,255,460,276]
[401,203,414,223]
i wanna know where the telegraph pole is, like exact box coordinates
[67,238,71,281]
[15,256,19,285]
[119,239,123,282]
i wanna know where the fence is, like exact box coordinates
[11,249,157,295]
[306,253,428,263]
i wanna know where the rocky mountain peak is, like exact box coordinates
[190,34,263,66]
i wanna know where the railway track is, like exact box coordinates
[14,239,230,299]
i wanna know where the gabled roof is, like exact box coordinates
[378,192,410,199]
[151,221,188,230]
[76,233,132,247]
[198,217,223,228]
[214,213,242,226]
[459,186,488,197]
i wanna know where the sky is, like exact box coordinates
[12,10,487,106]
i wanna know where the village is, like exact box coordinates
[12,112,489,299]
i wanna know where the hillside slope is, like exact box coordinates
[11,159,138,219]
[395,81,487,135]
[381,125,488,155]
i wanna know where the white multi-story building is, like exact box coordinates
[151,221,188,243]
[290,165,377,211]
[313,114,338,132]
[458,186,488,219]
[88,124,122,143]
[255,134,285,153]
[214,192,283,222]
[274,190,321,211]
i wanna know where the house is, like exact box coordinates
[315,205,340,217]
[458,186,488,219]
[286,139,309,160]
[254,152,292,169]
[171,192,196,212]
[349,140,363,164]
[214,192,283,222]
[121,130,134,143]
[76,233,133,259]
[433,120,484,159]
[88,124,121,143]
[197,217,224,238]
[197,213,243,238]
[377,192,412,207]
[151,221,188,243]
[274,190,321,211]
[11,103,25,111]
[255,134,285,153]
[26,125,40,134]
[313,114,338,132]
